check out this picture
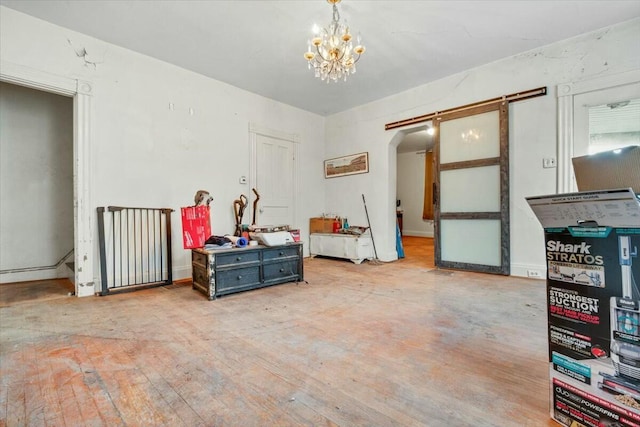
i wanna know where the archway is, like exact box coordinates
[388,123,435,266]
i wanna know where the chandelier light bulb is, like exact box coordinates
[303,0,366,83]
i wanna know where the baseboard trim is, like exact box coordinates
[0,269,58,284]
[511,263,547,280]
[402,231,434,238]
[172,265,193,282]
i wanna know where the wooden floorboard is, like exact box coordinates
[0,237,557,426]
[0,279,74,308]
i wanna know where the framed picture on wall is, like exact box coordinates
[324,152,369,179]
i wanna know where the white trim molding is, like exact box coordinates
[73,82,94,297]
[0,61,77,95]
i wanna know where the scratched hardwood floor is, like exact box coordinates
[0,237,555,426]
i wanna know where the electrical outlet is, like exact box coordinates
[527,270,542,278]
[543,158,557,168]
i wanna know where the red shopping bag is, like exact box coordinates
[181,206,211,249]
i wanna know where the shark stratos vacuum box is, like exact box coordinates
[527,188,640,427]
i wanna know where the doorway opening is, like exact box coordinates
[0,82,74,300]
[393,123,435,268]
[1,61,94,297]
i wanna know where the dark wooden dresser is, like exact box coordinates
[191,243,303,300]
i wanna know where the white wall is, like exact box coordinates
[0,7,326,285]
[2,7,638,284]
[0,82,73,278]
[396,151,433,237]
[325,18,640,276]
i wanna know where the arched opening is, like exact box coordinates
[389,123,435,267]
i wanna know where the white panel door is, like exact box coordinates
[254,134,294,227]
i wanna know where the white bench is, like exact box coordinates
[309,232,374,264]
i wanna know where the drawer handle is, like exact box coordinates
[279,251,284,256]
[237,275,242,280]
[236,256,242,261]
[279,268,285,273]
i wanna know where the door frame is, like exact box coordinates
[0,61,95,297]
[557,69,640,193]
[434,101,510,275]
[248,123,300,230]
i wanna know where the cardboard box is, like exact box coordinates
[310,217,335,234]
[527,189,640,426]
[572,145,640,194]
[181,206,211,249]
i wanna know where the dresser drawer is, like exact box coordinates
[192,263,215,299]
[216,266,261,292]
[262,246,299,262]
[192,249,209,267]
[263,260,299,282]
[192,263,209,287]
[215,250,260,267]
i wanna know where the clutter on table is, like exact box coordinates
[309,215,367,235]
[181,188,301,250]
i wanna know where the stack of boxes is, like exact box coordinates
[309,216,341,234]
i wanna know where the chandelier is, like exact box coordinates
[304,0,366,83]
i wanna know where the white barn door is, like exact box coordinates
[434,102,510,275]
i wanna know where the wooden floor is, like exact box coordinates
[0,237,556,426]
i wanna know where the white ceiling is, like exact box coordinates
[2,0,639,119]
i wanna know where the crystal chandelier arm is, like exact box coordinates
[314,45,331,62]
